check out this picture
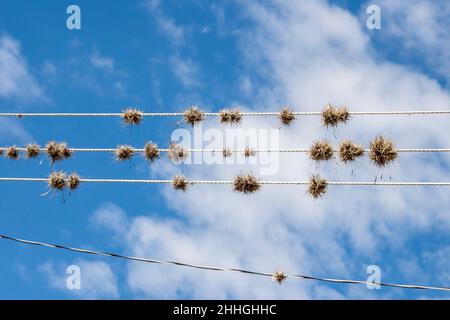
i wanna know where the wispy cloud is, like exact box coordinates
[42,61,57,77]
[169,55,200,87]
[145,0,186,45]
[0,34,45,102]
[0,118,32,144]
[0,33,44,143]
[93,0,450,299]
[60,48,128,98]
[39,260,119,299]
[373,0,450,85]
[91,202,129,236]
[90,51,115,71]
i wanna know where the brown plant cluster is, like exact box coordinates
[279,107,295,125]
[339,140,364,163]
[233,174,261,194]
[173,175,187,191]
[184,105,204,126]
[309,140,334,161]
[122,108,143,125]
[144,142,159,162]
[369,136,398,167]
[46,141,73,163]
[115,145,134,161]
[219,109,242,124]
[321,104,350,127]
[308,175,328,198]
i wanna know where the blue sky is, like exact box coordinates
[1,0,450,299]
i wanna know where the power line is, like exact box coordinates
[1,233,449,291]
[1,110,450,117]
[2,147,450,153]
[1,177,450,186]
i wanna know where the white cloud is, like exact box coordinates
[169,55,200,87]
[0,33,47,144]
[15,262,31,283]
[91,202,129,236]
[94,0,450,299]
[42,61,57,77]
[374,0,450,84]
[96,211,318,299]
[0,34,44,102]
[65,49,127,97]
[239,76,253,95]
[39,260,119,299]
[146,0,185,45]
[0,118,32,144]
[90,51,115,71]
[423,247,450,284]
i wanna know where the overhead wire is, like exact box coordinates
[1,233,450,291]
[1,177,450,186]
[0,110,450,118]
[2,147,450,153]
